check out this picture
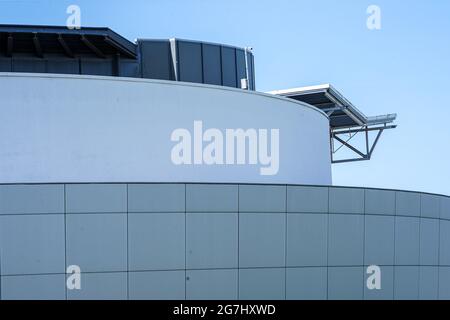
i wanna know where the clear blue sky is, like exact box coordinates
[1,0,449,195]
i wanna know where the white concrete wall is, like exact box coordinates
[0,73,331,184]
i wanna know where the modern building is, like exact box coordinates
[0,25,449,300]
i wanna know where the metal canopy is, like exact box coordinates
[0,24,137,59]
[268,84,397,163]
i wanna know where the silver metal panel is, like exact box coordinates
[128,213,185,271]
[441,197,450,220]
[186,184,238,212]
[128,184,185,213]
[186,213,238,269]
[0,214,65,275]
[421,194,440,218]
[66,184,127,213]
[129,270,185,300]
[365,189,395,215]
[0,184,64,215]
[287,186,328,213]
[67,272,127,300]
[364,215,395,265]
[239,185,286,213]
[394,266,419,300]
[239,213,285,268]
[286,267,327,300]
[328,267,364,300]
[419,266,439,300]
[1,274,65,300]
[66,213,127,272]
[329,187,364,214]
[186,269,238,300]
[438,267,450,300]
[419,218,439,265]
[439,220,450,265]
[328,214,364,266]
[396,191,421,217]
[0,183,447,300]
[239,268,285,300]
[287,214,327,267]
[394,216,420,265]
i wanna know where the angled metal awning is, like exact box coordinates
[268,84,396,129]
[268,84,397,163]
[0,24,137,59]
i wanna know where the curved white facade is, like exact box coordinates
[0,73,331,185]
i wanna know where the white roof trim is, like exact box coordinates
[266,84,331,96]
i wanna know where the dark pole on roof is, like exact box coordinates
[6,33,13,57]
[81,35,106,59]
[33,33,43,58]
[57,34,74,58]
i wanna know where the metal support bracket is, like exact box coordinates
[331,124,396,164]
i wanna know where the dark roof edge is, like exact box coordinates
[0,24,137,58]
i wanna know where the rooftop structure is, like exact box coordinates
[268,84,397,163]
[0,24,255,90]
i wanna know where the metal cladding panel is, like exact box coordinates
[247,51,256,90]
[252,53,256,90]
[46,59,79,74]
[139,40,174,81]
[80,59,114,76]
[177,40,203,83]
[1,184,449,300]
[119,59,140,78]
[12,58,46,73]
[201,43,222,86]
[221,46,237,88]
[236,49,246,88]
[0,58,12,72]
[0,74,331,185]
